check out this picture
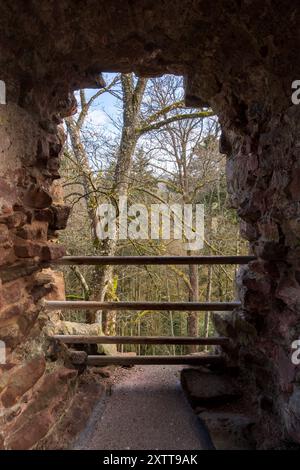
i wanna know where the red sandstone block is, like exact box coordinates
[50,205,71,230]
[40,243,65,261]
[34,205,71,230]
[0,246,16,266]
[0,304,21,323]
[33,208,54,224]
[16,221,48,241]
[0,212,27,229]
[6,409,55,450]
[23,185,53,210]
[14,239,42,258]
[0,357,46,408]
[5,367,77,449]
[35,368,78,397]
[0,323,21,349]
[1,280,22,304]
[0,225,10,244]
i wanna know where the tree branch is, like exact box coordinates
[137,110,215,135]
[141,100,185,126]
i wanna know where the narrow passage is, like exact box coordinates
[73,365,213,450]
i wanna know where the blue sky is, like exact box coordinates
[77,73,121,133]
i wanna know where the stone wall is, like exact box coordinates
[212,91,300,447]
[0,0,300,449]
[0,78,74,449]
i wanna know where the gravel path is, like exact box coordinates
[73,365,214,450]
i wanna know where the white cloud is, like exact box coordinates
[88,109,107,126]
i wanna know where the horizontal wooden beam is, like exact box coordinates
[86,354,225,366]
[45,300,240,311]
[52,255,255,266]
[52,335,229,345]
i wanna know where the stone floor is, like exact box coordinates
[72,365,214,450]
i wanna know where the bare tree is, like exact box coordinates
[64,73,213,336]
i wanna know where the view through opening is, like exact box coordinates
[58,73,248,356]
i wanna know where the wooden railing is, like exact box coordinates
[47,255,253,366]
[52,335,230,345]
[52,255,255,266]
[45,300,241,311]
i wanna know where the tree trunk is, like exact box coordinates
[91,74,147,332]
[187,257,199,353]
[203,264,212,351]
[166,276,176,356]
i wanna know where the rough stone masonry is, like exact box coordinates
[0,0,300,449]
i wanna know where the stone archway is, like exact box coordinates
[1,0,300,449]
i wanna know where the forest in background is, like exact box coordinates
[58,73,248,355]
